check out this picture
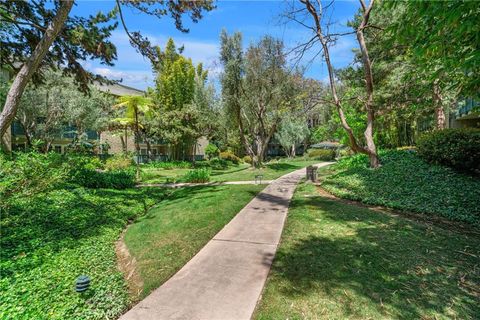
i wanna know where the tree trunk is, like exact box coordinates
[356,0,380,168]
[134,109,140,179]
[291,144,296,158]
[0,1,74,145]
[433,80,446,130]
[301,0,380,168]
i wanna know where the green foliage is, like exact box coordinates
[0,1,213,92]
[207,157,229,170]
[389,1,480,96]
[322,150,480,225]
[0,185,169,319]
[219,150,240,164]
[73,168,136,189]
[182,168,211,183]
[307,149,336,161]
[242,155,252,164]
[0,152,67,208]
[275,119,309,156]
[417,129,480,173]
[105,154,135,171]
[205,143,219,159]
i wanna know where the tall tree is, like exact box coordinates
[0,0,214,148]
[292,0,380,167]
[152,38,209,160]
[220,32,299,166]
[114,95,152,177]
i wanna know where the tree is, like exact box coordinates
[291,0,380,167]
[275,119,310,157]
[220,32,299,166]
[0,0,214,148]
[151,38,211,161]
[389,1,480,98]
[114,95,152,177]
[15,70,113,151]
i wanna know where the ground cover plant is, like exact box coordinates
[255,183,480,319]
[320,150,480,226]
[124,184,265,297]
[0,186,170,319]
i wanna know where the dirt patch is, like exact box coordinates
[314,183,480,237]
[116,229,144,302]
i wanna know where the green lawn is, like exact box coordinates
[255,183,480,320]
[140,159,322,184]
[1,187,170,320]
[124,184,265,297]
[320,150,480,226]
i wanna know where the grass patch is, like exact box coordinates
[0,187,170,319]
[140,159,323,184]
[255,183,480,319]
[320,150,480,226]
[124,184,265,297]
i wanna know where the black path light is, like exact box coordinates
[75,275,90,293]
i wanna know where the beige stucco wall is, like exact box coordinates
[100,131,135,154]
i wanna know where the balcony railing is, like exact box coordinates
[456,97,479,118]
[11,122,99,140]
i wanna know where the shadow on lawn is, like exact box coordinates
[268,196,480,319]
[266,163,297,171]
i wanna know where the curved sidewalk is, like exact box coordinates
[120,162,332,320]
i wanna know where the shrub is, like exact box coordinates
[205,143,219,159]
[74,168,136,189]
[208,157,229,170]
[243,155,252,164]
[417,128,480,173]
[220,150,240,164]
[66,154,135,189]
[0,152,67,208]
[183,168,211,183]
[105,153,134,171]
[307,149,336,161]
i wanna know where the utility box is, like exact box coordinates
[306,165,318,182]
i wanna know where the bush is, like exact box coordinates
[66,154,135,189]
[417,128,480,173]
[205,143,219,159]
[307,149,336,161]
[105,153,134,171]
[183,168,211,183]
[243,155,252,164]
[220,150,240,164]
[74,168,136,189]
[208,157,229,170]
[0,152,67,208]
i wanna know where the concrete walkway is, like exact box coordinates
[120,162,332,320]
[138,180,274,188]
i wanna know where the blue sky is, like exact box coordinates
[73,0,360,90]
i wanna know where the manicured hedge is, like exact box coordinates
[417,128,480,173]
[307,149,336,161]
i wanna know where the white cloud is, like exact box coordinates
[93,67,154,89]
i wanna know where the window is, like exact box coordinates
[140,149,147,155]
[152,148,158,155]
[54,145,62,153]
